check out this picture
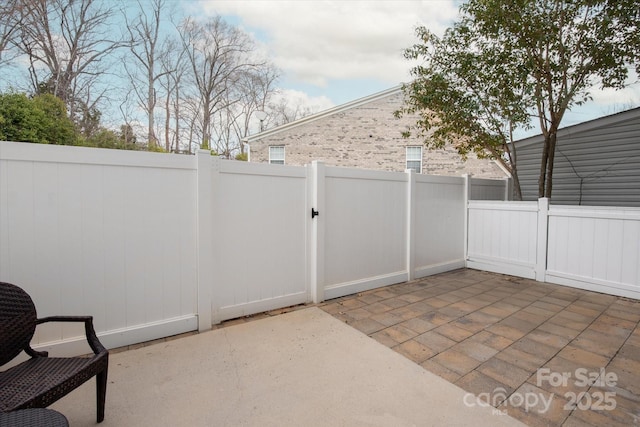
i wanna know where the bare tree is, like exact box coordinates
[212,105,235,158]
[233,67,279,156]
[0,0,23,69]
[268,93,319,127]
[158,37,188,152]
[179,16,265,150]
[184,96,202,154]
[125,0,176,148]
[118,89,141,149]
[209,66,279,158]
[16,0,126,134]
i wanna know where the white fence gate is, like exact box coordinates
[204,160,310,324]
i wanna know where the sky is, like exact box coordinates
[5,0,636,139]
[190,0,640,139]
[194,0,459,111]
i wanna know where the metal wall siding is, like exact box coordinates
[514,109,640,206]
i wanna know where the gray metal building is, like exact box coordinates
[513,107,640,206]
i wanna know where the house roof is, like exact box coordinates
[513,106,640,149]
[245,85,403,143]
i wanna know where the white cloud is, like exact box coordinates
[558,69,640,127]
[271,88,334,112]
[589,69,640,111]
[196,0,459,87]
[193,0,639,126]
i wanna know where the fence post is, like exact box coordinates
[535,197,549,282]
[196,150,215,331]
[463,174,471,265]
[406,169,416,281]
[504,177,513,201]
[309,161,325,303]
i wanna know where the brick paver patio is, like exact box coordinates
[319,269,640,427]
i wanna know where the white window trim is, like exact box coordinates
[269,145,285,165]
[406,146,422,173]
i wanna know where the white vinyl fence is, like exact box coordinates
[467,198,640,299]
[467,200,542,279]
[0,141,507,355]
[205,160,310,324]
[0,142,198,357]
[321,167,409,299]
[546,205,640,299]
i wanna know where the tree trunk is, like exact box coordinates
[510,165,523,201]
[538,134,550,198]
[163,71,171,152]
[148,83,157,148]
[544,131,558,198]
[174,84,180,152]
[201,98,210,149]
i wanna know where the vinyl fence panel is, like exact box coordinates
[210,160,309,322]
[466,201,539,279]
[413,175,466,277]
[466,198,640,299]
[546,206,640,298]
[0,142,198,355]
[470,177,510,201]
[322,167,408,299]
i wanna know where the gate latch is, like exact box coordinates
[311,208,319,219]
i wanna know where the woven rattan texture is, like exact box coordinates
[0,282,37,366]
[0,282,109,423]
[0,408,69,427]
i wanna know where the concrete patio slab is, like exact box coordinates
[52,307,524,426]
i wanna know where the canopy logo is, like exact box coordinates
[463,367,618,414]
[463,387,553,414]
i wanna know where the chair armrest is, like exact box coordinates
[34,316,107,355]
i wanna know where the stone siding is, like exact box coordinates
[249,90,507,179]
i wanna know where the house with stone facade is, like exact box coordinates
[246,86,508,179]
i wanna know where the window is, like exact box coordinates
[406,146,422,173]
[269,146,285,165]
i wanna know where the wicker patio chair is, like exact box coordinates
[0,282,109,423]
[0,408,69,427]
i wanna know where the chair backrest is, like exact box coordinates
[0,282,37,366]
